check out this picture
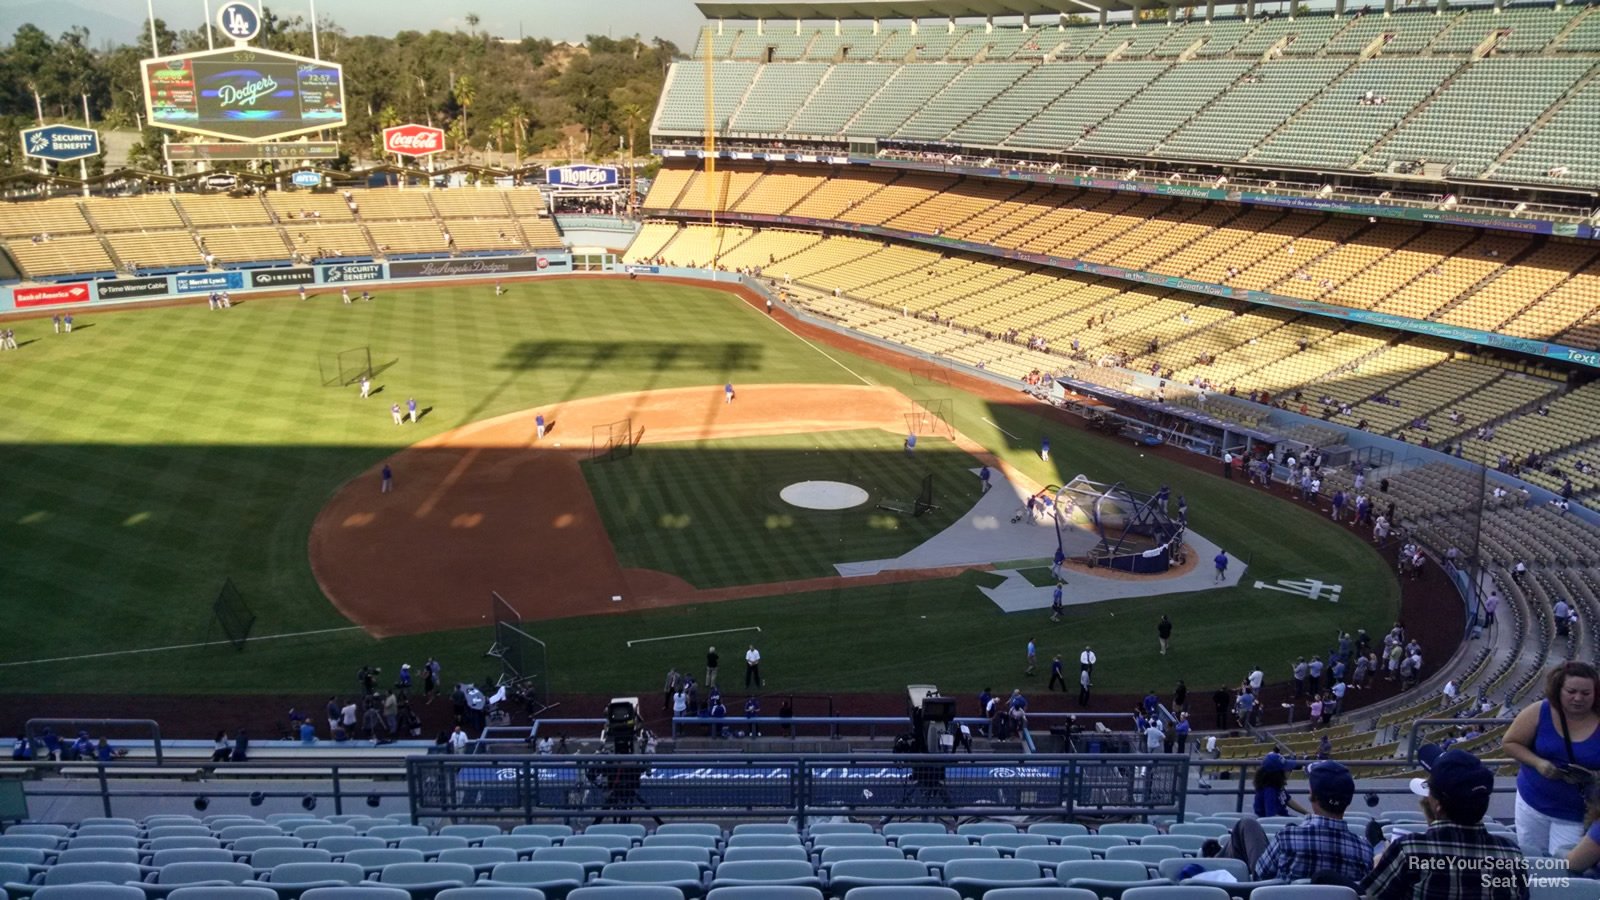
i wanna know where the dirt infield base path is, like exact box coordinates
[310,383,1034,637]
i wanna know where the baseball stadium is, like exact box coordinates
[0,0,1597,886]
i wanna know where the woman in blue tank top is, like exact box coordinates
[1504,662,1600,857]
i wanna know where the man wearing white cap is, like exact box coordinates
[1361,746,1528,900]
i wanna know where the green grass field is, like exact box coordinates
[0,279,1401,696]
[585,429,983,587]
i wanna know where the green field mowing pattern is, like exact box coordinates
[0,278,1402,695]
[584,429,984,587]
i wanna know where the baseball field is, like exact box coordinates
[0,277,1402,699]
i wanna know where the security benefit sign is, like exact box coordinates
[21,125,101,163]
[141,47,346,141]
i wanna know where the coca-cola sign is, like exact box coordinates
[383,124,446,156]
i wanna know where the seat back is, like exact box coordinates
[438,825,504,842]
[644,835,719,851]
[376,861,476,886]
[436,847,518,869]
[0,847,48,866]
[916,845,1001,868]
[44,862,146,885]
[436,889,548,900]
[262,861,365,885]
[1249,887,1361,900]
[1014,846,1097,869]
[1155,858,1248,883]
[154,849,235,867]
[343,849,427,872]
[626,846,714,869]
[1098,826,1160,840]
[807,824,874,837]
[250,848,332,869]
[1055,860,1154,883]
[594,860,702,883]
[55,849,139,866]
[318,836,387,856]
[146,827,214,840]
[943,857,1048,881]
[32,886,148,900]
[294,826,358,842]
[897,835,973,854]
[509,826,574,841]
[582,825,646,842]
[1122,887,1234,900]
[486,860,587,887]
[1138,837,1206,855]
[1059,837,1132,855]
[982,889,1099,900]
[366,826,431,843]
[827,859,932,880]
[219,827,284,843]
[1165,825,1227,838]
[157,861,254,885]
[981,835,1052,853]
[726,836,803,849]
[6,825,69,838]
[147,838,221,853]
[230,837,304,856]
[568,887,684,900]
[529,846,612,873]
[706,887,823,900]
[819,847,905,869]
[168,887,279,900]
[956,824,1019,838]
[74,827,139,840]
[561,835,632,857]
[711,860,820,883]
[1027,825,1092,840]
[395,836,471,858]
[721,847,809,863]
[1104,846,1185,866]
[299,889,413,900]
[482,836,555,857]
[882,824,948,842]
[729,825,799,837]
[655,824,723,839]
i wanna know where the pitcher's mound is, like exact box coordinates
[780,480,870,510]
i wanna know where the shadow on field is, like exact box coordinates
[372,359,400,378]
[497,340,764,373]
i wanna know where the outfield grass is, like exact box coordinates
[584,429,984,587]
[0,279,1401,696]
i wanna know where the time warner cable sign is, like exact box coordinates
[21,125,101,162]
[547,165,619,189]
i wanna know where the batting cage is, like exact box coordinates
[904,398,956,441]
[591,418,634,462]
[878,473,938,517]
[212,577,256,650]
[318,347,373,387]
[489,591,550,711]
[1054,475,1186,574]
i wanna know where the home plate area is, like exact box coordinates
[835,468,1245,612]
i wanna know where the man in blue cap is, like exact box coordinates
[1255,760,1372,885]
[1362,747,1528,900]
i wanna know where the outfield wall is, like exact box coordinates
[0,253,575,314]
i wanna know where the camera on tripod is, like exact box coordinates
[602,696,641,754]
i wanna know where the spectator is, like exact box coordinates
[229,730,249,762]
[210,731,232,762]
[1255,760,1370,884]
[1361,748,1526,900]
[1254,752,1308,816]
[1503,662,1600,857]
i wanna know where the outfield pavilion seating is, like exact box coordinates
[622,222,684,264]
[347,191,436,222]
[658,5,1600,188]
[81,196,187,232]
[174,195,274,228]
[265,193,358,223]
[500,194,564,251]
[0,199,106,279]
[287,222,377,261]
[428,192,527,253]
[0,198,92,241]
[198,227,294,267]
[366,222,453,257]
[105,230,206,273]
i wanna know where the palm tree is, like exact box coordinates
[618,102,646,213]
[505,104,529,167]
[452,74,476,156]
[376,103,400,158]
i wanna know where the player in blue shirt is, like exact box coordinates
[1214,550,1229,583]
[1040,436,1050,461]
[724,382,734,404]
[905,432,917,456]
[407,397,418,424]
[536,414,546,439]
[1050,582,1064,622]
[979,465,991,492]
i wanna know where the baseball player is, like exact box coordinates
[904,432,917,456]
[298,285,307,301]
[724,382,734,404]
[391,402,403,425]
[342,287,351,304]
[535,414,546,439]
[494,281,504,296]
[407,397,418,423]
[359,376,371,399]
[361,290,371,302]
[1040,435,1050,461]
[380,463,393,493]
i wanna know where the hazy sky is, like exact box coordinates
[31,0,713,51]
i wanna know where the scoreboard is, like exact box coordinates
[142,47,346,142]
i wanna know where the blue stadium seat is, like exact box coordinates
[983,889,1100,900]
[818,848,905,872]
[249,849,332,872]
[720,848,808,865]
[298,890,412,900]
[509,827,572,843]
[912,846,998,873]
[568,888,684,900]
[1013,847,1096,871]
[955,824,1017,838]
[706,888,823,900]
[528,847,611,877]
[243,861,365,899]
[340,851,425,876]
[293,829,356,844]
[589,860,705,899]
[1103,846,1185,868]
[824,860,940,894]
[152,847,235,867]
[1122,886,1234,900]
[626,847,714,873]
[143,841,218,856]
[32,887,148,900]
[1163,826,1226,839]
[980,835,1052,856]
[1097,827,1159,840]
[481,861,585,899]
[267,818,320,830]
[435,848,517,875]
[1154,859,1248,883]
[0,848,49,869]
[642,837,720,853]
[436,826,502,844]
[167,888,279,900]
[557,837,630,860]
[894,837,971,856]
[881,825,947,845]
[811,836,887,853]
[230,839,304,858]
[655,825,723,840]
[315,840,385,858]
[220,829,284,845]
[364,830,428,846]
[65,841,135,854]
[70,830,137,841]
[1027,825,1093,842]
[54,851,140,868]
[1055,859,1158,899]
[43,863,146,887]
[1248,888,1359,900]
[392,839,468,862]
[1056,837,1132,858]
[79,822,137,831]
[1137,837,1205,856]
[1,861,38,890]
[943,858,1056,898]
[709,860,822,890]
[372,861,475,900]
[141,820,203,831]
[7,829,68,841]
[728,827,797,838]
[581,826,645,845]
[480,837,554,860]
[838,887,958,900]
[435,890,544,900]
[143,830,211,842]
[806,825,873,838]
[143,861,255,897]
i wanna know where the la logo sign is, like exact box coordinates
[383,124,446,156]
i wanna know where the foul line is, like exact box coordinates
[752,296,873,386]
[0,626,366,667]
[983,417,1019,439]
[626,626,761,648]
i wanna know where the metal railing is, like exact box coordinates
[1192,756,1519,814]
[407,753,1191,824]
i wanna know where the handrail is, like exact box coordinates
[27,718,163,764]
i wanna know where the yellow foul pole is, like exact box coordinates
[703,26,717,249]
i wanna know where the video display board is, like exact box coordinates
[142,47,345,142]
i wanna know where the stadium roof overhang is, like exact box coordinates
[694,0,1169,19]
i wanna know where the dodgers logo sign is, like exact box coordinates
[547,165,618,189]
[20,125,101,163]
[217,2,262,42]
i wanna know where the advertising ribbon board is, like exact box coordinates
[96,277,171,300]
[250,268,316,287]
[13,283,92,308]
[175,271,245,293]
